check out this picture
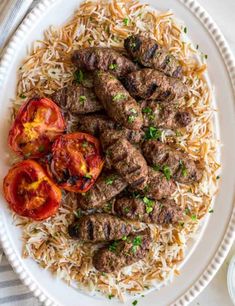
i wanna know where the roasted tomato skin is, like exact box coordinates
[50,132,104,193]
[3,160,62,221]
[8,97,65,159]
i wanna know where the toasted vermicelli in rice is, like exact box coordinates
[11,0,219,301]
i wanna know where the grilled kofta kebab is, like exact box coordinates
[114,197,183,225]
[71,47,137,78]
[93,229,151,273]
[94,71,143,130]
[51,83,103,115]
[124,68,188,102]
[142,140,203,184]
[124,34,182,78]
[68,213,132,242]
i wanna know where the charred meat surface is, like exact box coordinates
[101,136,148,189]
[78,115,144,145]
[51,84,103,114]
[77,114,116,136]
[94,71,143,130]
[77,171,127,210]
[145,167,176,199]
[124,68,188,102]
[140,101,192,129]
[93,229,151,273]
[68,213,132,242]
[71,47,137,78]
[142,140,203,183]
[114,197,183,224]
[124,34,182,78]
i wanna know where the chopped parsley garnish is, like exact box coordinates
[19,93,26,99]
[132,236,142,253]
[184,207,190,215]
[162,165,172,181]
[216,175,220,180]
[191,214,197,221]
[84,173,92,179]
[109,63,118,70]
[175,130,182,137]
[74,70,84,83]
[124,207,130,213]
[152,164,161,171]
[145,126,162,140]
[132,300,138,306]
[38,145,45,152]
[128,115,136,123]
[130,42,136,50]
[79,95,87,104]
[108,294,114,299]
[112,92,127,101]
[82,141,88,148]
[143,196,154,214]
[142,107,152,114]
[103,202,112,213]
[88,38,93,44]
[105,175,116,185]
[74,209,82,218]
[123,18,130,26]
[208,209,214,213]
[109,241,118,252]
[179,160,188,177]
[184,27,187,33]
[122,236,127,241]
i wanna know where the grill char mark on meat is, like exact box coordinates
[94,71,143,130]
[77,171,128,210]
[101,135,148,190]
[124,35,182,78]
[142,140,203,184]
[124,68,188,102]
[50,84,103,114]
[114,197,183,224]
[92,229,151,273]
[68,213,132,242]
[140,101,192,129]
[71,47,137,78]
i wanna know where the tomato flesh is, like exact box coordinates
[3,160,62,220]
[50,132,104,192]
[8,97,65,158]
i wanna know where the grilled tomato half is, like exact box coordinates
[8,97,65,158]
[49,132,104,192]
[3,160,62,220]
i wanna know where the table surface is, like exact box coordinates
[0,0,234,305]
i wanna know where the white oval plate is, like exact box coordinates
[0,0,235,305]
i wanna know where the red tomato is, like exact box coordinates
[8,97,65,158]
[49,132,104,192]
[3,160,62,221]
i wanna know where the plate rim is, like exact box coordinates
[0,0,234,305]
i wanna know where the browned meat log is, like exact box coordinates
[140,101,192,129]
[101,136,148,190]
[93,229,151,273]
[94,71,143,130]
[114,197,183,224]
[68,213,132,242]
[124,34,182,78]
[124,68,188,102]
[77,171,127,210]
[145,167,177,199]
[51,83,103,114]
[71,47,137,78]
[142,140,203,184]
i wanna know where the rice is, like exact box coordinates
[11,0,219,301]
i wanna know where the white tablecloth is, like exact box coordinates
[0,0,234,305]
